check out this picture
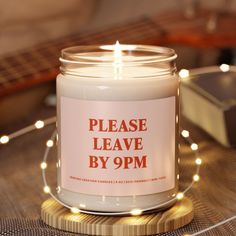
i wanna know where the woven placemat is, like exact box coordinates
[0,112,235,236]
[0,195,235,236]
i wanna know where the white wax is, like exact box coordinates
[57,66,179,212]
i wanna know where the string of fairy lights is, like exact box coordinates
[1,118,235,235]
[40,126,201,216]
[0,66,235,235]
[1,118,234,235]
[0,117,201,215]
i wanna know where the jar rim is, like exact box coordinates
[60,44,177,66]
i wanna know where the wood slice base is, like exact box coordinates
[41,197,194,236]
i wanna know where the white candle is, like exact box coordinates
[57,43,179,212]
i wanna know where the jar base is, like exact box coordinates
[57,187,177,213]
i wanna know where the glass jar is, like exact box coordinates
[57,44,179,212]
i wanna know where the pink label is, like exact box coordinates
[60,96,176,196]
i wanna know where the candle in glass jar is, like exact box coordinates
[57,43,179,212]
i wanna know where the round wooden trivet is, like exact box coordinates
[41,197,193,236]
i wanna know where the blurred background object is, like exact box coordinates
[0,0,95,55]
[181,66,236,147]
[0,0,236,134]
[1,2,236,234]
[1,0,236,55]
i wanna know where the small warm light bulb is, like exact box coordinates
[176,115,179,123]
[79,203,86,208]
[177,88,180,96]
[193,174,200,182]
[181,130,189,138]
[191,143,198,151]
[179,69,189,79]
[56,186,61,193]
[0,135,9,144]
[195,158,202,165]
[35,120,44,129]
[177,174,180,180]
[130,208,143,216]
[43,186,50,193]
[40,162,47,169]
[46,140,54,147]
[219,64,230,72]
[176,192,184,200]
[71,207,80,214]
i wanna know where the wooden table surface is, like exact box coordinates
[0,105,236,235]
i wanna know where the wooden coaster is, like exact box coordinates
[41,197,193,236]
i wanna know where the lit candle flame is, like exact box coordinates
[114,40,122,63]
[113,41,122,79]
